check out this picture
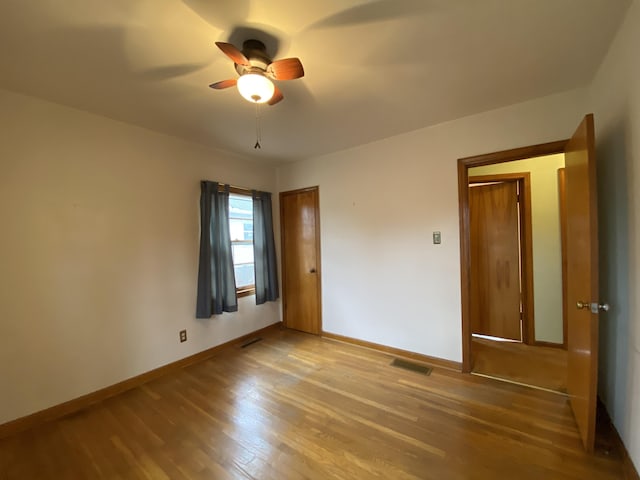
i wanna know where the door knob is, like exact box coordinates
[576,301,610,312]
[309,268,317,273]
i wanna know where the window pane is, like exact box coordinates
[229,194,253,220]
[230,218,253,241]
[229,193,254,291]
[232,244,254,264]
[234,264,255,288]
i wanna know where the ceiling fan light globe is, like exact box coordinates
[237,73,275,104]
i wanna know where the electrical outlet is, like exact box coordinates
[179,330,187,343]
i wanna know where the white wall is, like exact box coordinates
[0,89,280,424]
[470,154,565,344]
[588,0,640,470]
[277,88,587,363]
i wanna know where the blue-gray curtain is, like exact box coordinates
[196,182,238,317]
[252,190,279,304]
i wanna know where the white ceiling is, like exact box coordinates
[0,0,631,163]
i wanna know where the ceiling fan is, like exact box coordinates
[209,39,304,105]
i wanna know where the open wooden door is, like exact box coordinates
[565,114,605,452]
[280,187,322,334]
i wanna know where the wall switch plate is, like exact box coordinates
[179,330,187,343]
[433,231,442,244]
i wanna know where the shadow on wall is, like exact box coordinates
[596,111,631,429]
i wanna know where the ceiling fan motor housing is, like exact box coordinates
[235,39,271,75]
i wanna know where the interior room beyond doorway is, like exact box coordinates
[468,153,567,393]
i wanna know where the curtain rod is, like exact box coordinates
[211,182,270,197]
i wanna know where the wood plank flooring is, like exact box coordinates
[0,329,626,479]
[472,337,568,393]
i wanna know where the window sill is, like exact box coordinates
[237,287,255,298]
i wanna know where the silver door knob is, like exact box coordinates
[576,301,610,312]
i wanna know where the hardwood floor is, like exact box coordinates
[472,337,568,393]
[0,329,626,479]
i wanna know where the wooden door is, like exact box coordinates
[469,181,522,341]
[280,187,321,334]
[565,114,600,452]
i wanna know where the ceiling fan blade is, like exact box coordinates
[215,42,250,66]
[209,79,237,89]
[268,87,284,106]
[267,58,304,80]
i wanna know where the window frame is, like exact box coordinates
[227,187,255,297]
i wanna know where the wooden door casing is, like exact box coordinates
[280,187,322,334]
[558,168,569,349]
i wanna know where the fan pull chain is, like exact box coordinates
[254,103,262,149]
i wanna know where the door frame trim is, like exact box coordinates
[458,140,568,372]
[279,186,323,334]
[469,173,535,344]
[557,168,569,350]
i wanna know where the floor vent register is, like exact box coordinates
[390,358,432,376]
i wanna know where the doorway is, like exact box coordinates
[459,115,602,452]
[279,186,322,334]
[461,144,569,393]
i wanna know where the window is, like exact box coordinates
[229,192,254,295]
[196,181,278,317]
